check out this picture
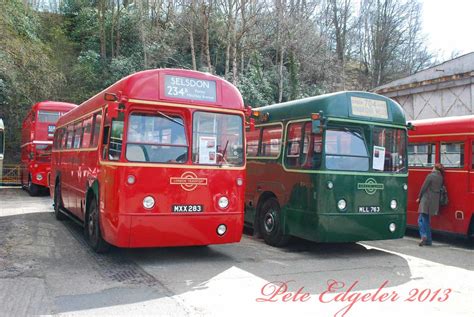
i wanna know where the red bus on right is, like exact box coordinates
[407,115,474,240]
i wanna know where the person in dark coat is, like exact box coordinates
[416,163,444,246]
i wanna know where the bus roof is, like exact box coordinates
[255,91,406,126]
[33,101,78,112]
[59,69,244,127]
[409,115,474,136]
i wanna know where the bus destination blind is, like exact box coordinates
[351,96,388,119]
[164,75,217,102]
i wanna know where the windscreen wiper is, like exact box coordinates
[157,111,184,126]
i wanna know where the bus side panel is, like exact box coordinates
[245,160,292,232]
[408,140,472,237]
[99,164,123,246]
[431,169,471,235]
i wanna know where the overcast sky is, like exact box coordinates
[422,0,474,61]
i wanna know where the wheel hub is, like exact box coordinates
[264,211,275,233]
[88,213,95,237]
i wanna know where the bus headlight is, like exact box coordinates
[389,223,396,232]
[337,199,347,210]
[218,196,229,209]
[143,196,155,209]
[327,181,334,189]
[403,184,408,191]
[217,224,227,236]
[390,200,397,210]
[36,174,43,181]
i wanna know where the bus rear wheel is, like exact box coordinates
[85,197,110,253]
[260,198,289,247]
[27,174,39,196]
[54,182,66,221]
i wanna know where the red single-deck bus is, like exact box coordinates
[21,101,77,195]
[407,115,474,239]
[50,69,246,252]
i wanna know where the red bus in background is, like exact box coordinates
[50,69,246,252]
[21,101,77,195]
[407,115,474,239]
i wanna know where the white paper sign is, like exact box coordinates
[373,146,386,171]
[199,136,217,164]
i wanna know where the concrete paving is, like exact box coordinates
[0,188,472,316]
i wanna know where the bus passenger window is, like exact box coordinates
[91,113,102,148]
[300,122,322,169]
[408,143,435,167]
[108,120,124,160]
[61,129,68,149]
[472,141,474,169]
[246,128,261,157]
[73,122,82,149]
[81,117,93,148]
[260,126,282,158]
[441,142,464,168]
[285,123,303,168]
[102,126,110,160]
[66,125,74,149]
[38,111,60,123]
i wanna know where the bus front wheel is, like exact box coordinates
[260,198,289,247]
[27,174,39,196]
[85,197,110,253]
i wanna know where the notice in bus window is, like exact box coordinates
[199,136,217,164]
[373,145,386,170]
[351,97,388,119]
[164,75,217,102]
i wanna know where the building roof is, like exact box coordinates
[374,52,474,94]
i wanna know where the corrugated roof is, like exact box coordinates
[374,52,474,91]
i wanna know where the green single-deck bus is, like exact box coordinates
[245,91,408,246]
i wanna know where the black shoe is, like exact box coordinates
[419,239,427,246]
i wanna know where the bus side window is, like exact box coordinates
[73,122,83,149]
[472,141,474,169]
[300,123,322,169]
[102,126,110,160]
[285,123,303,168]
[408,143,435,167]
[82,116,93,148]
[440,142,464,168]
[260,126,282,158]
[66,125,74,149]
[91,113,102,148]
[246,128,261,157]
[108,119,124,161]
[61,128,68,149]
